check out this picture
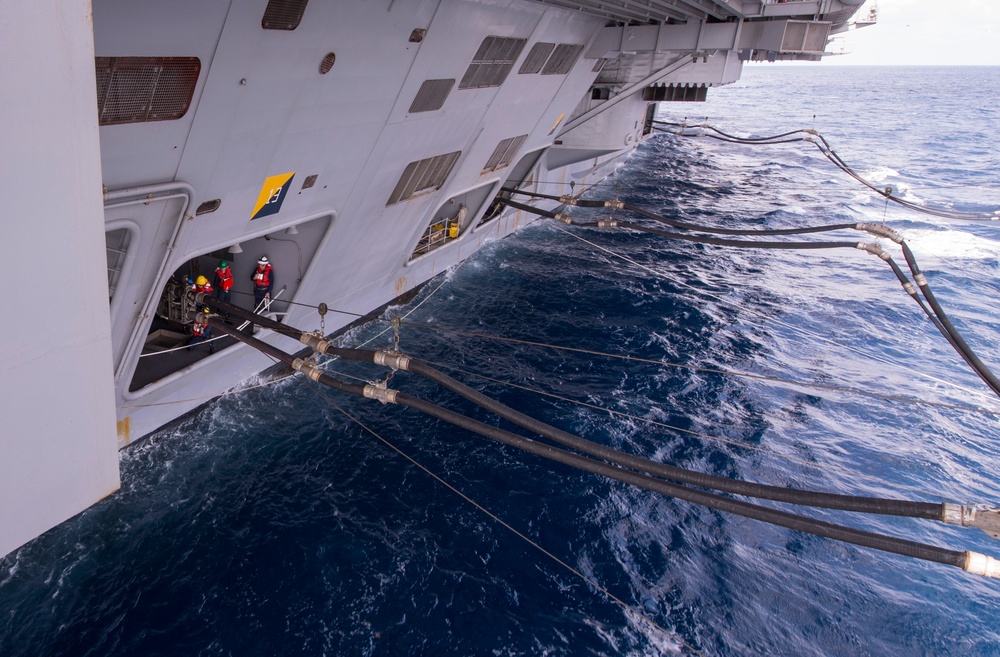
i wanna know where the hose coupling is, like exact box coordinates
[299,331,330,353]
[901,281,917,296]
[950,505,1000,539]
[598,218,619,228]
[374,350,411,371]
[292,357,324,382]
[857,243,890,261]
[554,213,574,224]
[604,200,625,209]
[559,195,578,205]
[855,222,904,244]
[963,551,1000,579]
[363,383,398,404]
[913,272,928,287]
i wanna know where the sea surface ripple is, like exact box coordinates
[3,66,1000,656]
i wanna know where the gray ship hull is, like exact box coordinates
[1,0,869,557]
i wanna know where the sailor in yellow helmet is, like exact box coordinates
[192,275,213,295]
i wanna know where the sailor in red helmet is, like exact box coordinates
[213,259,233,304]
[252,255,274,310]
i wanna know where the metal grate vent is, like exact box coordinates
[519,42,555,74]
[387,151,462,206]
[262,0,309,30]
[459,36,527,89]
[483,134,528,172]
[95,57,200,126]
[409,79,455,113]
[196,199,221,215]
[319,52,336,74]
[541,44,583,75]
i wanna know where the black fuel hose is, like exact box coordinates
[404,358,947,520]
[201,309,991,576]
[203,296,953,521]
[206,317,367,396]
[613,221,861,251]
[501,187,860,237]
[651,121,998,222]
[203,297,380,363]
[390,391,966,568]
[496,192,997,394]
[898,242,1000,397]
[205,297,951,519]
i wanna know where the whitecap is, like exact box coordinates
[903,228,1000,261]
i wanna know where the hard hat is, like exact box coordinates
[258,256,269,265]
[219,260,228,268]
[195,275,208,286]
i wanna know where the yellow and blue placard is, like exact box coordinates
[251,172,295,220]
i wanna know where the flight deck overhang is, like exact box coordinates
[527,0,866,25]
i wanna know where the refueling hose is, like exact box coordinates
[651,120,1000,222]
[195,306,1000,579]
[200,296,998,528]
[493,192,1000,400]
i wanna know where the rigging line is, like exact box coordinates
[412,357,990,502]
[230,290,367,317]
[309,256,475,367]
[550,225,996,403]
[398,320,1000,416]
[303,381,700,655]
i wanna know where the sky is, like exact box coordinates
[820,0,1000,65]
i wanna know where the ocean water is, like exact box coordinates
[4,66,1000,656]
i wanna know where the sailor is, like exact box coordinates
[213,260,233,304]
[187,310,214,354]
[252,256,274,310]
[191,274,213,296]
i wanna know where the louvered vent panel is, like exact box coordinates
[95,57,201,125]
[519,43,555,75]
[541,44,583,75]
[459,36,527,89]
[387,151,462,206]
[409,79,455,113]
[483,135,528,172]
[262,0,309,30]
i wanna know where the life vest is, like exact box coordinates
[191,321,207,336]
[253,264,272,288]
[193,281,213,294]
[216,267,233,291]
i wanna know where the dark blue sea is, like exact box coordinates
[4,66,1000,656]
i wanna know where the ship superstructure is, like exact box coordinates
[2,0,869,557]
